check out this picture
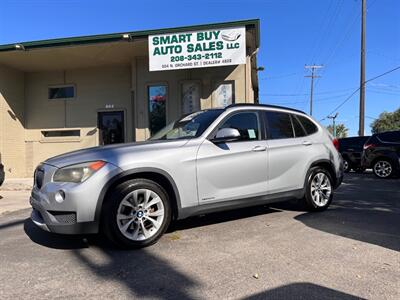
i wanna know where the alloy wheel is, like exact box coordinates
[116,189,165,241]
[310,172,332,207]
[373,160,392,178]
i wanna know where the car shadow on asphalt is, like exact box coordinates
[243,282,362,300]
[284,173,400,252]
[23,218,362,299]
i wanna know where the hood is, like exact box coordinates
[44,139,189,168]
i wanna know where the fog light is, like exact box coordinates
[55,190,65,203]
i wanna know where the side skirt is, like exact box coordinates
[178,189,304,220]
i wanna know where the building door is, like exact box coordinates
[98,111,125,145]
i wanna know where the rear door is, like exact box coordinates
[265,111,317,193]
[196,110,268,203]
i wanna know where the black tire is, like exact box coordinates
[303,167,334,212]
[102,178,171,249]
[343,159,350,173]
[373,159,393,179]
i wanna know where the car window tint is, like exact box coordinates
[378,131,400,143]
[265,111,294,139]
[297,115,318,135]
[291,115,306,137]
[220,112,260,141]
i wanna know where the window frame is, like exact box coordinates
[207,110,264,143]
[48,84,76,101]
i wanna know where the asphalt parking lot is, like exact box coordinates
[0,173,399,299]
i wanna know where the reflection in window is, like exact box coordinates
[149,85,167,135]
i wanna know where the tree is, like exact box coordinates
[371,108,400,134]
[326,123,348,138]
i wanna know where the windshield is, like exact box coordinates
[150,109,224,140]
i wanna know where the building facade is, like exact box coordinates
[0,19,260,178]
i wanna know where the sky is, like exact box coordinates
[0,0,399,136]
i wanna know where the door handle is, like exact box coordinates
[302,141,312,146]
[252,146,267,152]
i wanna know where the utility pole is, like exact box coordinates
[328,112,339,137]
[305,65,323,116]
[359,0,366,136]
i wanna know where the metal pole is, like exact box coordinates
[305,65,323,116]
[359,0,366,136]
[310,69,314,116]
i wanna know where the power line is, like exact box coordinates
[324,65,400,118]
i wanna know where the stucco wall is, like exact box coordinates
[0,65,26,177]
[24,66,132,173]
[0,57,255,177]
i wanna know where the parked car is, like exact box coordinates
[362,130,400,178]
[339,136,370,173]
[0,162,4,186]
[30,104,343,248]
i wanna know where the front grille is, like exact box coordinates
[34,168,44,189]
[48,211,77,224]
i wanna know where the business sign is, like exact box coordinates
[149,26,246,71]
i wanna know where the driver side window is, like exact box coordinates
[219,112,260,141]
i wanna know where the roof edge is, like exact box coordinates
[0,19,260,52]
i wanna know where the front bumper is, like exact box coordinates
[29,162,122,235]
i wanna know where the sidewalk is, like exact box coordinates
[0,178,32,215]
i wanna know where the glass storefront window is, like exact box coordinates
[148,85,167,135]
[214,81,235,108]
[182,81,200,115]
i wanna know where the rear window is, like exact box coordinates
[297,115,318,135]
[377,131,400,143]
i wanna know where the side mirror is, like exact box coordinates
[212,128,241,143]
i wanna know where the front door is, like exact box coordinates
[98,111,125,145]
[196,111,268,203]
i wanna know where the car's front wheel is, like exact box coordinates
[102,178,171,248]
[373,159,393,178]
[304,167,334,211]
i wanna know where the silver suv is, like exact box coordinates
[30,104,343,248]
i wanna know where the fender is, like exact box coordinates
[303,159,338,191]
[94,167,182,226]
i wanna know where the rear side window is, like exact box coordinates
[291,115,306,137]
[377,131,400,143]
[265,111,294,139]
[297,115,318,135]
[219,112,260,141]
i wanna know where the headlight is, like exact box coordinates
[53,161,106,183]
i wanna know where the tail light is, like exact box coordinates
[332,138,339,151]
[363,143,376,150]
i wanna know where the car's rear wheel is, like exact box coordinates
[343,159,350,173]
[304,167,334,211]
[373,159,393,178]
[102,178,171,248]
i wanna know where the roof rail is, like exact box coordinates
[226,103,306,115]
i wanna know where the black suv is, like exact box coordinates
[339,136,370,173]
[362,130,400,178]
